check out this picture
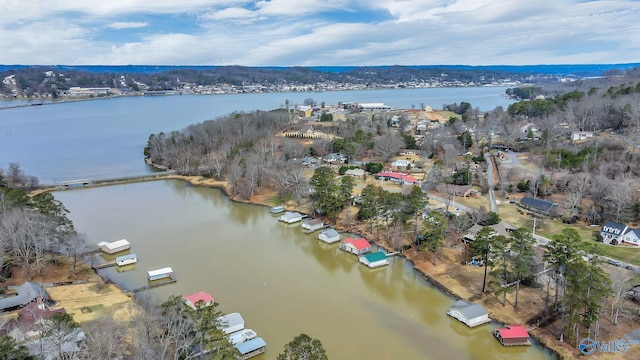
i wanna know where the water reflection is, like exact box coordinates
[53,180,555,360]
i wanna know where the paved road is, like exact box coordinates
[505,151,521,166]
[484,153,498,212]
[421,165,435,191]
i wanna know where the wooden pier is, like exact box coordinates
[91,261,117,270]
[125,278,177,294]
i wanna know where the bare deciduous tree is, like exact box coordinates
[607,267,634,327]
[374,131,403,163]
[0,208,53,280]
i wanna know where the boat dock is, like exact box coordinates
[91,261,117,270]
[304,224,328,234]
[125,278,177,294]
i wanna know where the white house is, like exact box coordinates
[622,228,640,246]
[323,153,347,164]
[446,300,491,328]
[600,221,628,244]
[571,131,594,141]
[391,159,410,169]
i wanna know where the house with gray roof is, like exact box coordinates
[446,300,491,327]
[600,221,629,245]
[0,282,48,312]
[622,227,640,246]
[519,197,558,216]
[462,222,512,244]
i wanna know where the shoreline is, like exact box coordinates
[38,174,567,358]
[166,175,567,359]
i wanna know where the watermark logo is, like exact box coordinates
[579,337,640,355]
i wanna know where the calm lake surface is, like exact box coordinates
[0,88,514,183]
[54,180,554,360]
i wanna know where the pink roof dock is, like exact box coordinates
[183,291,214,309]
[344,237,371,250]
[496,325,529,339]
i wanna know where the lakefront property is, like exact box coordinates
[6,66,640,359]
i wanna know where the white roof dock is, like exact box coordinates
[218,312,245,335]
[147,267,173,281]
[278,212,303,224]
[447,300,491,327]
[318,228,341,243]
[115,253,137,266]
[97,239,130,254]
[228,329,257,345]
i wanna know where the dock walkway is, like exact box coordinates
[91,261,116,270]
[125,278,177,294]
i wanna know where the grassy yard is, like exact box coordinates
[434,110,459,120]
[497,203,640,266]
[450,194,491,211]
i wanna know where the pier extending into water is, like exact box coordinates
[91,261,117,270]
[125,278,177,294]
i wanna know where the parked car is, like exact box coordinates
[607,259,622,267]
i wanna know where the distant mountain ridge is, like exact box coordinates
[1,63,639,77]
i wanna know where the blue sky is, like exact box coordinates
[1,0,639,66]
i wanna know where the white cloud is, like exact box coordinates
[0,0,639,65]
[106,21,149,29]
[201,7,257,21]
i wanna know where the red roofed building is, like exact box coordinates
[494,325,531,346]
[340,237,372,256]
[183,291,215,310]
[375,171,417,185]
[0,301,67,341]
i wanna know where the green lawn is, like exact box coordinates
[498,203,640,266]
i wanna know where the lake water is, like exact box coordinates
[53,180,553,360]
[0,88,514,183]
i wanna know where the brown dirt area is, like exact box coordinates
[46,283,137,325]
